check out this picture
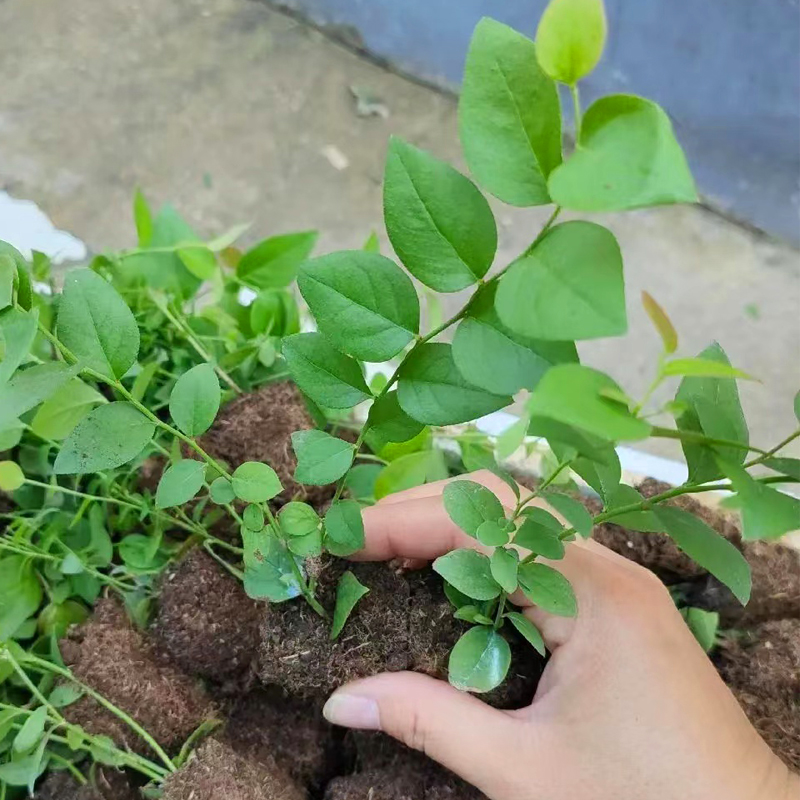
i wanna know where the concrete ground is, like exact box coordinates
[0,0,798,459]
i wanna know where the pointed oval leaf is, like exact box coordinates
[496,222,626,341]
[0,461,24,491]
[397,343,511,426]
[279,501,321,537]
[169,364,221,437]
[330,571,370,640]
[384,137,497,292]
[655,505,751,604]
[528,364,651,441]
[662,358,755,381]
[518,562,577,616]
[13,706,48,755]
[373,449,448,501]
[155,459,206,509]
[490,547,519,594]
[54,402,155,475]
[0,362,80,430]
[232,462,283,504]
[675,342,748,483]
[452,282,578,395]
[291,429,354,486]
[31,378,106,441]
[443,479,506,538]
[433,549,501,601]
[0,556,43,640]
[0,307,38,383]
[514,509,566,559]
[298,251,420,361]
[236,231,318,289]
[366,391,425,448]
[505,611,546,656]
[459,18,562,206]
[448,626,511,693]
[542,491,593,538]
[549,94,697,211]
[535,0,607,85]
[324,499,365,557]
[282,332,371,409]
[242,531,303,602]
[56,269,140,379]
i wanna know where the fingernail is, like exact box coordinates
[323,692,381,730]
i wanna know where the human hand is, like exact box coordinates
[322,471,798,800]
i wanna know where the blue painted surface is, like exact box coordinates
[279,0,800,244]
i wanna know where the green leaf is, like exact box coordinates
[662,358,755,381]
[549,94,697,211]
[518,562,577,616]
[383,136,497,292]
[298,251,419,362]
[443,480,506,538]
[514,508,566,559]
[452,283,578,395]
[373,449,448,500]
[794,390,800,423]
[0,307,38,383]
[232,462,283,504]
[0,748,49,788]
[454,605,493,625]
[344,463,382,503]
[283,332,371,409]
[243,504,265,531]
[330,571,370,640]
[603,484,663,532]
[530,418,614,464]
[13,706,47,754]
[54,402,155,475]
[720,460,800,542]
[496,222,626,341]
[133,188,153,247]
[448,626,511,693]
[641,291,678,354]
[397,343,511,426]
[324,500,365,557]
[683,607,719,653]
[242,531,303,602]
[287,529,323,558]
[366,392,425,448]
[505,611,546,656]
[0,461,24,491]
[459,18,561,206]
[0,362,80,429]
[535,0,606,84]
[178,246,217,280]
[89,734,126,767]
[0,421,23,451]
[236,231,318,289]
[528,364,651,441]
[48,684,84,709]
[675,342,748,483]
[292,429,354,485]
[30,378,106,441]
[279,502,320,537]
[209,476,236,505]
[169,364,221,437]
[762,457,800,482]
[155,460,206,509]
[59,553,84,575]
[0,254,15,309]
[496,416,529,460]
[542,491,593,537]
[56,269,140,379]
[433,549,501,601]
[490,547,519,593]
[476,520,510,546]
[362,231,380,253]
[0,556,42,640]
[655,505,751,604]
[131,361,159,403]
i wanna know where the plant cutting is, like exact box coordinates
[0,0,798,795]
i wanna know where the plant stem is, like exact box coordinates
[23,479,141,511]
[570,83,582,143]
[20,653,177,773]
[49,753,88,784]
[493,595,507,629]
[156,300,243,394]
[744,427,800,467]
[650,426,770,456]
[513,460,572,518]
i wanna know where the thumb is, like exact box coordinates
[322,671,524,795]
